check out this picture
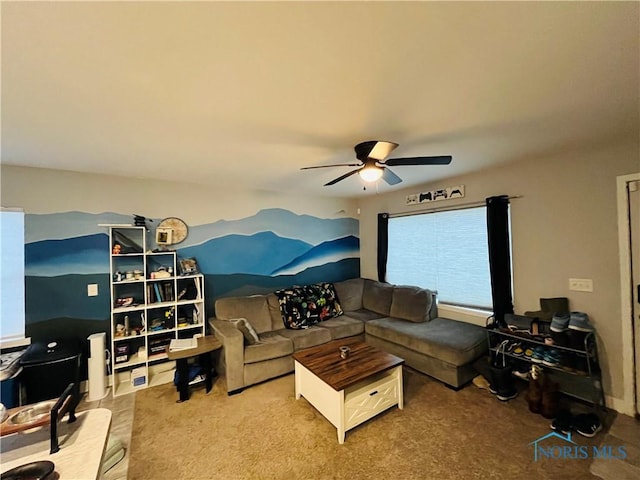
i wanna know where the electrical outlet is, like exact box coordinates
[569,278,593,292]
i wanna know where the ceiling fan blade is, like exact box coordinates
[385,156,452,166]
[300,163,361,170]
[324,169,360,186]
[354,141,398,161]
[381,167,402,186]
[368,141,399,161]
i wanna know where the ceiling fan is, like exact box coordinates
[300,141,452,186]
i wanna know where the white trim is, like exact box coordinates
[0,337,31,350]
[606,394,629,415]
[617,172,640,416]
[437,303,492,327]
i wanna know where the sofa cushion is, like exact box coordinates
[365,317,487,366]
[234,318,260,345]
[243,331,293,364]
[215,295,272,334]
[362,280,394,316]
[275,283,343,329]
[343,309,385,322]
[276,326,332,350]
[316,316,365,340]
[390,286,434,323]
[334,278,364,311]
[266,293,285,331]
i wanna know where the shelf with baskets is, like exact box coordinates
[109,226,205,397]
[486,327,604,409]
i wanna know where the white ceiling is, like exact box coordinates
[2,2,638,198]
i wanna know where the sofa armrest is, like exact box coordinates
[208,318,245,393]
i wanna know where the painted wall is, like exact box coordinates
[1,165,359,376]
[356,140,638,407]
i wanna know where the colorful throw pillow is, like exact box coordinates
[235,318,260,345]
[275,282,343,329]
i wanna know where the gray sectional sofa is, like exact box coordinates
[208,278,488,394]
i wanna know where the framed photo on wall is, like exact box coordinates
[178,257,200,275]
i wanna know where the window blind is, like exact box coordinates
[387,206,493,310]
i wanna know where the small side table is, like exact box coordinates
[166,336,222,403]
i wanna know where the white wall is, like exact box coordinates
[1,165,358,222]
[356,140,639,407]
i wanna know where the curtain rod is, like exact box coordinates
[389,195,522,218]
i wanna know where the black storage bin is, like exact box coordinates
[19,339,81,404]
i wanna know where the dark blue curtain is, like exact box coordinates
[377,213,389,282]
[486,195,514,327]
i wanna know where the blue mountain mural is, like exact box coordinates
[177,208,359,248]
[176,231,312,275]
[271,236,360,275]
[23,208,360,332]
[25,233,109,276]
[24,209,359,247]
[25,212,133,243]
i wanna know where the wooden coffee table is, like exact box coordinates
[292,338,404,444]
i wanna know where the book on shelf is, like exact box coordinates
[154,283,163,302]
[163,282,173,302]
[147,284,158,303]
[169,338,198,352]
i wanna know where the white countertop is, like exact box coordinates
[1,408,112,479]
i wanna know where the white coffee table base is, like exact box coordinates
[294,361,403,444]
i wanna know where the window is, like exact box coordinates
[1,208,26,347]
[387,206,501,310]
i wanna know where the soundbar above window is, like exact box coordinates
[387,206,498,310]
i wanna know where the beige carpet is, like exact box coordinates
[129,369,607,479]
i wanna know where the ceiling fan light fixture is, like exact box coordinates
[301,140,451,187]
[358,165,383,182]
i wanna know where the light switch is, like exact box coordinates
[87,284,99,296]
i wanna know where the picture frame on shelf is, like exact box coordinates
[156,227,173,246]
[178,257,200,275]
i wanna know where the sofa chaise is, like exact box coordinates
[208,278,488,394]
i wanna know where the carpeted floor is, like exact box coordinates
[129,369,611,480]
